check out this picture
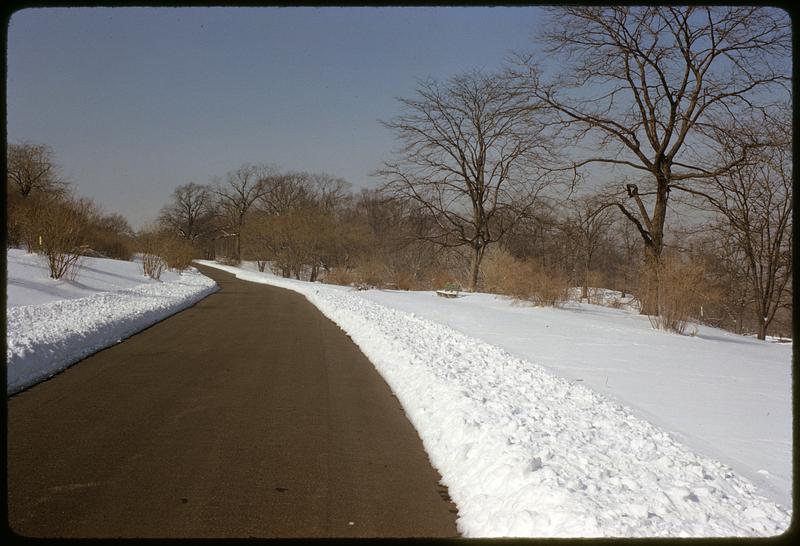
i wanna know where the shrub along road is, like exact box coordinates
[7,264,458,538]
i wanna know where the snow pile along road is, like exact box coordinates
[7,252,217,395]
[197,261,790,538]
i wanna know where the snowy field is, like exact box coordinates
[197,260,791,537]
[6,249,218,394]
[357,287,793,511]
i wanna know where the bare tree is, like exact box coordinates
[563,197,615,301]
[614,216,643,299]
[257,172,314,216]
[7,142,71,248]
[7,142,69,198]
[510,6,790,314]
[352,189,444,288]
[377,70,555,291]
[246,171,362,281]
[212,163,274,263]
[687,225,752,333]
[306,172,351,212]
[672,114,791,340]
[159,182,216,242]
[256,171,350,216]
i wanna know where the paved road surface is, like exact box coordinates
[7,264,459,538]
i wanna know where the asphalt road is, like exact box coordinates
[7,264,459,538]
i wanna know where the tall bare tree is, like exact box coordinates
[7,142,72,249]
[672,114,792,339]
[212,163,274,263]
[158,182,216,242]
[377,70,555,291]
[7,142,68,198]
[510,6,790,313]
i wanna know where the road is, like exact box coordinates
[7,264,459,538]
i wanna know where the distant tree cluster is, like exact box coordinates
[6,142,136,279]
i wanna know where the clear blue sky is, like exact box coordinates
[7,6,547,229]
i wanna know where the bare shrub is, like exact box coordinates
[89,235,134,261]
[141,253,166,280]
[161,236,197,271]
[390,270,416,291]
[645,254,708,334]
[137,230,168,280]
[353,258,388,288]
[585,271,606,305]
[428,269,464,293]
[481,246,569,307]
[86,212,135,261]
[481,246,526,295]
[324,268,358,287]
[527,262,570,307]
[32,197,90,280]
[325,261,392,289]
[136,229,199,278]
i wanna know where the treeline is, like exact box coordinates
[6,139,790,340]
[143,156,790,340]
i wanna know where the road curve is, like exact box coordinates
[7,264,459,538]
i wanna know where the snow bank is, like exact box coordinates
[7,250,217,395]
[195,261,791,537]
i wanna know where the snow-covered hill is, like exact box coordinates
[198,260,792,537]
[6,249,218,394]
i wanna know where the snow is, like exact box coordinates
[6,249,218,394]
[196,261,791,537]
[354,288,793,512]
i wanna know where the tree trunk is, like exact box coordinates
[640,246,660,316]
[582,257,590,301]
[235,234,241,264]
[755,299,769,340]
[468,243,483,292]
[757,318,767,340]
[636,172,669,316]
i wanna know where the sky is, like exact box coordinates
[7,6,548,230]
